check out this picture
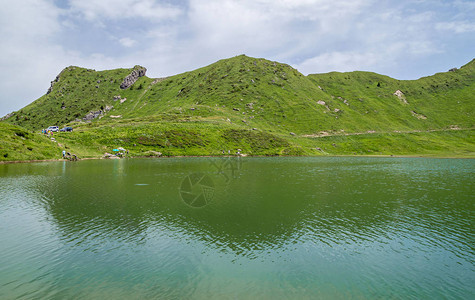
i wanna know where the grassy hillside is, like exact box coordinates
[308,59,474,132]
[51,121,305,158]
[1,55,474,160]
[5,66,134,130]
[0,123,63,161]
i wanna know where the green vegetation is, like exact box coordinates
[299,129,475,157]
[50,121,304,157]
[0,122,63,161]
[1,55,474,161]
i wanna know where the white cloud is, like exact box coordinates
[0,0,66,114]
[119,37,137,47]
[453,0,475,11]
[296,38,442,76]
[0,1,62,36]
[296,51,380,74]
[68,0,183,21]
[184,0,375,67]
[0,0,474,116]
[435,21,475,33]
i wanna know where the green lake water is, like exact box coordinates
[0,157,473,299]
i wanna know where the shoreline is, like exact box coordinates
[0,157,102,165]
[1,153,474,165]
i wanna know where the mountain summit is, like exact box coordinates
[1,55,474,159]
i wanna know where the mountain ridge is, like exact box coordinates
[4,54,473,131]
[1,55,474,159]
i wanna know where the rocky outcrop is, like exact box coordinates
[144,150,162,157]
[83,105,113,121]
[47,67,74,94]
[0,112,14,121]
[393,90,408,104]
[47,74,60,94]
[83,110,102,121]
[120,66,147,89]
[113,95,127,103]
[103,153,120,159]
[411,111,427,119]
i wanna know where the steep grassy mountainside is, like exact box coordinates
[6,55,474,134]
[5,66,136,130]
[308,59,474,131]
[0,122,63,161]
[1,55,474,159]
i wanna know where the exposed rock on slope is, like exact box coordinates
[83,105,113,121]
[393,89,408,104]
[411,111,427,119]
[120,66,147,89]
[47,67,76,94]
[0,113,14,121]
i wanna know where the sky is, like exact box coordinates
[0,0,474,116]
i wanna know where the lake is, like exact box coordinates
[0,157,473,299]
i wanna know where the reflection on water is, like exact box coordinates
[0,157,474,298]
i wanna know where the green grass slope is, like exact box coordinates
[0,123,64,161]
[308,59,475,132]
[52,122,304,158]
[2,55,474,158]
[5,66,135,130]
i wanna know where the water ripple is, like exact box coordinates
[0,158,474,298]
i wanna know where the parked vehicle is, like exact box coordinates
[60,127,73,132]
[47,126,59,132]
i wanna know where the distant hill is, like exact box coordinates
[1,55,474,159]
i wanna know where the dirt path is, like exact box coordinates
[301,126,473,138]
[132,78,168,111]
